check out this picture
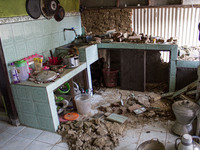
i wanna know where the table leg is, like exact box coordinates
[69,79,76,109]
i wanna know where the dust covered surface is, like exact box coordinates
[57,88,175,150]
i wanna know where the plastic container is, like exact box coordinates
[10,62,20,84]
[102,68,119,87]
[15,60,29,81]
[75,94,91,115]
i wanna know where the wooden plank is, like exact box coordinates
[186,90,196,95]
[69,79,76,109]
[180,94,195,102]
[172,80,197,98]
[161,92,174,98]
[83,69,89,90]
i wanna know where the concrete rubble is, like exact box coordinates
[57,89,174,150]
[178,46,200,61]
[58,118,124,150]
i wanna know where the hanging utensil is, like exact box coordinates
[26,0,41,19]
[40,0,58,19]
[54,4,65,22]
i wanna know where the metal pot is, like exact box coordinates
[137,139,165,150]
[63,55,79,68]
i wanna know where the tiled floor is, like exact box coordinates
[0,120,68,150]
[0,120,179,150]
[115,120,179,150]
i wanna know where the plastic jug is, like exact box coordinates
[15,60,29,81]
[176,134,193,150]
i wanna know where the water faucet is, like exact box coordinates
[63,27,78,40]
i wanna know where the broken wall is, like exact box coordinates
[81,9,133,35]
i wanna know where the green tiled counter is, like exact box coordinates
[11,44,99,132]
[11,62,87,132]
[97,42,178,92]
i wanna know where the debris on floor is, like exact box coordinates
[106,113,128,124]
[57,88,175,150]
[162,80,197,101]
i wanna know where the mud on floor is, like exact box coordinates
[57,88,175,150]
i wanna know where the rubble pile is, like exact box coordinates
[57,89,175,150]
[81,9,132,35]
[58,118,125,150]
[178,46,200,61]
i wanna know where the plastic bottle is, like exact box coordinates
[10,62,20,84]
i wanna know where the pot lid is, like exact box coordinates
[26,0,41,19]
[36,70,57,82]
[40,0,58,19]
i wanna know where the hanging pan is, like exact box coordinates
[40,0,58,19]
[54,4,65,22]
[26,0,41,19]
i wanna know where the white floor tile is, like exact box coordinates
[167,120,175,133]
[166,142,176,150]
[0,121,12,133]
[4,125,25,135]
[51,145,69,150]
[115,143,137,150]
[17,127,43,140]
[138,130,167,146]
[55,142,68,148]
[119,128,142,144]
[166,131,179,143]
[24,140,53,150]
[143,121,168,133]
[0,131,15,147]
[36,131,61,145]
[0,136,32,150]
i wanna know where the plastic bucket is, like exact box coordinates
[75,94,91,115]
[102,68,119,87]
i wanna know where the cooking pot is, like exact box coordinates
[63,55,79,68]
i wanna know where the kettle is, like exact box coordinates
[175,134,200,150]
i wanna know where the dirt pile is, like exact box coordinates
[58,118,125,150]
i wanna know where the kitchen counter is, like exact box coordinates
[11,44,98,132]
[97,42,178,92]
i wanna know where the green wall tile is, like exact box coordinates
[37,116,54,131]
[11,23,25,42]
[43,20,52,35]
[2,45,17,64]
[32,21,44,38]
[23,113,39,128]
[35,103,51,117]
[32,88,48,103]
[15,42,27,60]
[16,86,28,100]
[0,24,13,46]
[20,101,35,114]
[23,21,34,40]
[26,39,37,56]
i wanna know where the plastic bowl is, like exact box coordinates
[57,83,70,94]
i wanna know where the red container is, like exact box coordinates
[102,68,119,87]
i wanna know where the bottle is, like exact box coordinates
[10,62,20,84]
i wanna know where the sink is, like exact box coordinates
[61,42,88,48]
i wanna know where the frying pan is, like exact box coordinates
[40,0,58,19]
[54,5,65,22]
[26,0,41,19]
